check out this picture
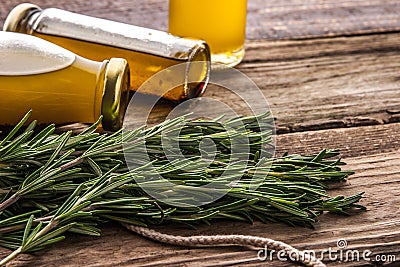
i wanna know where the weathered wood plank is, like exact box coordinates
[0,0,399,40]
[1,123,399,266]
[240,33,400,132]
[121,33,400,133]
[275,122,400,158]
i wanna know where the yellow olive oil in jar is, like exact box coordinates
[0,31,130,130]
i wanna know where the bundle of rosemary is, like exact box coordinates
[0,111,364,265]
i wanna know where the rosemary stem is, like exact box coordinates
[34,221,58,241]
[0,194,20,212]
[0,246,22,266]
[59,157,84,171]
[34,215,53,222]
[0,224,25,234]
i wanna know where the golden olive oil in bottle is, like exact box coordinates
[0,31,129,130]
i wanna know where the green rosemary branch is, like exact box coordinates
[0,112,365,265]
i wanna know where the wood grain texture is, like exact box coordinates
[0,0,399,40]
[122,33,400,134]
[239,33,400,133]
[1,123,399,267]
[275,122,400,158]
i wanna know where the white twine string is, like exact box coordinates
[122,223,326,267]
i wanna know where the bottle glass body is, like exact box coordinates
[0,32,129,130]
[169,0,247,67]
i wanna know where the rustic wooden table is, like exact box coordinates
[1,0,399,266]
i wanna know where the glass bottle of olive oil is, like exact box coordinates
[0,31,130,131]
[4,3,210,101]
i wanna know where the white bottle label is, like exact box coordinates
[0,32,75,75]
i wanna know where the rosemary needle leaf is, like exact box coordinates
[21,215,34,246]
[0,110,32,147]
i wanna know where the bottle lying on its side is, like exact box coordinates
[0,31,130,131]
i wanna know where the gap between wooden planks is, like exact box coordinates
[2,122,399,267]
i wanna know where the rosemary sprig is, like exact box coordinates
[0,112,365,265]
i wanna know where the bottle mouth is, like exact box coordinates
[102,58,130,131]
[185,41,211,99]
[3,3,41,33]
